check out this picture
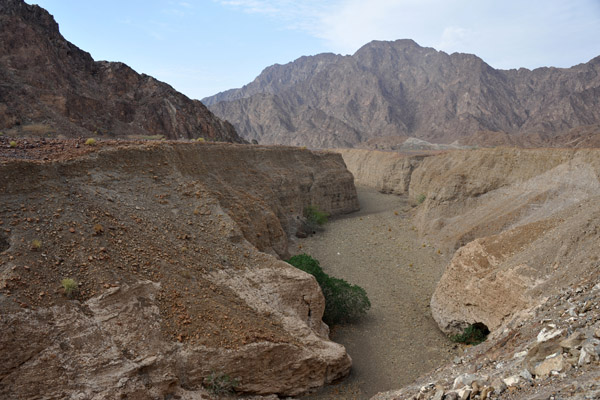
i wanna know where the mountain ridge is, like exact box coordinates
[0,0,244,143]
[204,39,600,148]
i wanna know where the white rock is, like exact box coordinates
[503,375,520,386]
[537,327,564,343]
[453,373,480,389]
[513,350,528,359]
[457,386,472,400]
[420,383,435,393]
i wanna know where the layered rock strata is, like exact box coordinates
[0,142,358,398]
[340,148,600,335]
[340,147,600,399]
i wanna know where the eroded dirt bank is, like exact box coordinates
[0,141,359,399]
[339,148,600,399]
[296,188,458,399]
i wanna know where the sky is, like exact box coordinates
[27,0,600,101]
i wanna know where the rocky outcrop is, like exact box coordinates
[0,0,243,143]
[340,147,600,335]
[334,149,426,195]
[204,40,600,148]
[347,147,600,400]
[0,142,358,398]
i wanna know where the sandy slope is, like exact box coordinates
[295,187,458,399]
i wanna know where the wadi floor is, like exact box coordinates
[294,187,459,399]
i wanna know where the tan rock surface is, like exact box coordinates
[341,147,600,336]
[337,148,600,400]
[0,141,358,398]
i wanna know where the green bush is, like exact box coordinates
[61,278,78,298]
[287,254,370,325]
[416,194,426,204]
[30,239,42,250]
[204,371,238,396]
[304,205,329,232]
[451,323,490,345]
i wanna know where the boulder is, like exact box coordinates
[534,353,566,378]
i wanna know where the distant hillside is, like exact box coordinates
[204,39,600,148]
[0,0,244,142]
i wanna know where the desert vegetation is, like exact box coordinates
[303,205,329,234]
[287,254,370,325]
[61,278,78,298]
[451,323,490,345]
[204,371,239,396]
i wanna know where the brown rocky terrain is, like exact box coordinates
[204,40,600,149]
[0,138,359,398]
[0,0,243,143]
[338,148,600,399]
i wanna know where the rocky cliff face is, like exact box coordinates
[204,40,600,148]
[0,0,243,143]
[342,147,600,333]
[340,148,600,400]
[0,141,358,398]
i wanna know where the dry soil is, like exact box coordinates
[294,187,459,399]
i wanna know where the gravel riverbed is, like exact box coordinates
[294,187,459,399]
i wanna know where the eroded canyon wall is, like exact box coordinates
[340,148,600,336]
[0,142,358,398]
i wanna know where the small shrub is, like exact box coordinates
[204,371,238,396]
[84,138,96,146]
[61,278,78,298]
[416,194,426,204]
[30,239,42,250]
[287,254,370,325]
[451,323,490,345]
[304,205,329,232]
[93,224,104,235]
[9,141,17,148]
[196,137,206,142]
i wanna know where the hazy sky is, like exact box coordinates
[28,0,600,100]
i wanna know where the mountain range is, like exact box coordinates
[204,39,600,149]
[0,0,243,143]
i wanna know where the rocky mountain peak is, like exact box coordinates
[205,39,600,148]
[1,0,244,143]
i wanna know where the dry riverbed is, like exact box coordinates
[293,187,459,399]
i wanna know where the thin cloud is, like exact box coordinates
[214,0,600,68]
[217,0,282,16]
[215,0,328,25]
[438,26,473,53]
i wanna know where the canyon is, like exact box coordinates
[339,148,600,399]
[2,0,600,399]
[3,142,600,399]
[0,140,358,398]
